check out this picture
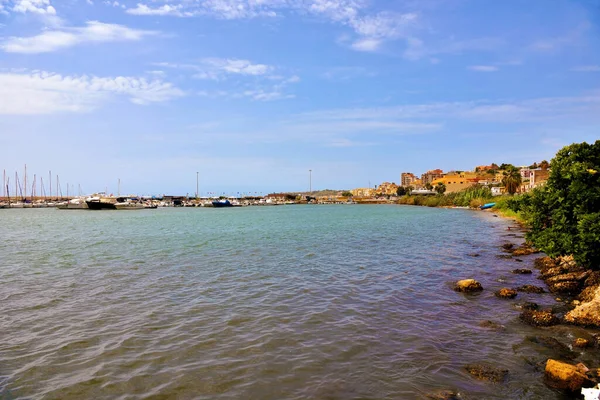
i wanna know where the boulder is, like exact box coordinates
[578,285,600,303]
[585,271,600,288]
[519,302,539,311]
[516,285,546,294]
[574,338,591,348]
[502,243,514,251]
[534,256,557,271]
[454,279,483,293]
[544,359,595,391]
[464,364,508,383]
[479,320,505,331]
[564,286,600,328]
[512,245,540,256]
[520,310,559,327]
[526,336,576,360]
[512,268,532,274]
[495,288,518,299]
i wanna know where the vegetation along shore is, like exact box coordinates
[427,140,600,398]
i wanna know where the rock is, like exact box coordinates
[502,243,514,251]
[578,285,600,303]
[520,310,559,327]
[467,253,480,257]
[546,271,590,285]
[585,271,600,288]
[495,288,518,299]
[479,320,505,331]
[519,302,539,311]
[534,256,558,271]
[514,258,524,262]
[544,359,595,391]
[512,268,532,274]
[496,254,513,259]
[512,245,540,256]
[548,281,581,295]
[516,285,546,294]
[464,364,508,383]
[564,286,600,327]
[454,279,483,293]
[425,389,461,399]
[526,336,576,360]
[574,338,591,348]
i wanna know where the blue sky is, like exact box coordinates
[1,0,599,196]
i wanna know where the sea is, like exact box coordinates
[0,205,593,399]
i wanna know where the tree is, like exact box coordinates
[525,141,600,268]
[540,160,550,170]
[499,163,515,170]
[396,186,407,196]
[529,162,539,169]
[435,183,446,195]
[502,166,522,194]
[341,191,353,197]
[491,163,499,170]
[425,182,433,190]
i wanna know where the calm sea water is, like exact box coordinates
[0,205,590,399]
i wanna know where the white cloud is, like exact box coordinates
[0,71,184,114]
[571,65,600,72]
[158,58,275,80]
[468,65,499,72]
[1,21,156,53]
[351,38,381,52]
[12,0,55,14]
[126,3,186,16]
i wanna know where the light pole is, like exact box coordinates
[309,169,312,194]
[196,171,199,199]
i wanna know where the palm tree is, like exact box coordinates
[502,167,522,194]
[435,182,446,195]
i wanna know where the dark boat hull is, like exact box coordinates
[212,200,233,208]
[86,201,117,210]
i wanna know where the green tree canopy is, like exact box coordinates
[341,191,353,197]
[525,140,600,268]
[396,186,407,196]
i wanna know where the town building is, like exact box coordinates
[350,188,376,197]
[421,169,445,185]
[376,182,399,196]
[401,172,418,187]
[431,172,479,194]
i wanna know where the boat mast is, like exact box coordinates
[6,177,10,206]
[32,174,36,201]
[24,164,27,202]
[41,177,46,200]
[2,169,5,199]
[49,171,52,201]
[118,179,120,197]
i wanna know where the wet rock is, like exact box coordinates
[502,243,514,251]
[544,359,595,391]
[512,245,540,256]
[495,288,518,299]
[454,279,483,293]
[464,364,508,383]
[527,336,576,360]
[548,281,581,295]
[564,286,600,327]
[518,302,539,311]
[496,254,513,259]
[520,310,559,327]
[512,268,532,274]
[574,338,591,348]
[534,256,558,271]
[514,258,524,262]
[467,253,480,257]
[516,285,546,294]
[546,271,590,285]
[479,320,505,331]
[425,389,462,399]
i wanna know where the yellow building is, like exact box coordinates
[376,182,399,195]
[431,172,479,194]
[350,188,376,197]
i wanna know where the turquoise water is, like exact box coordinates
[0,206,585,399]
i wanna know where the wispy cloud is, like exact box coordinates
[571,65,600,72]
[468,65,499,72]
[529,22,590,53]
[156,58,275,80]
[1,21,156,53]
[0,71,184,114]
[125,1,418,52]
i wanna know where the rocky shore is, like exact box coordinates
[430,219,600,399]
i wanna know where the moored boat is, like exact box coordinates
[480,202,496,210]
[86,194,117,210]
[57,198,89,210]
[115,197,145,210]
[212,199,233,208]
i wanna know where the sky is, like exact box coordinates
[1,0,599,196]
